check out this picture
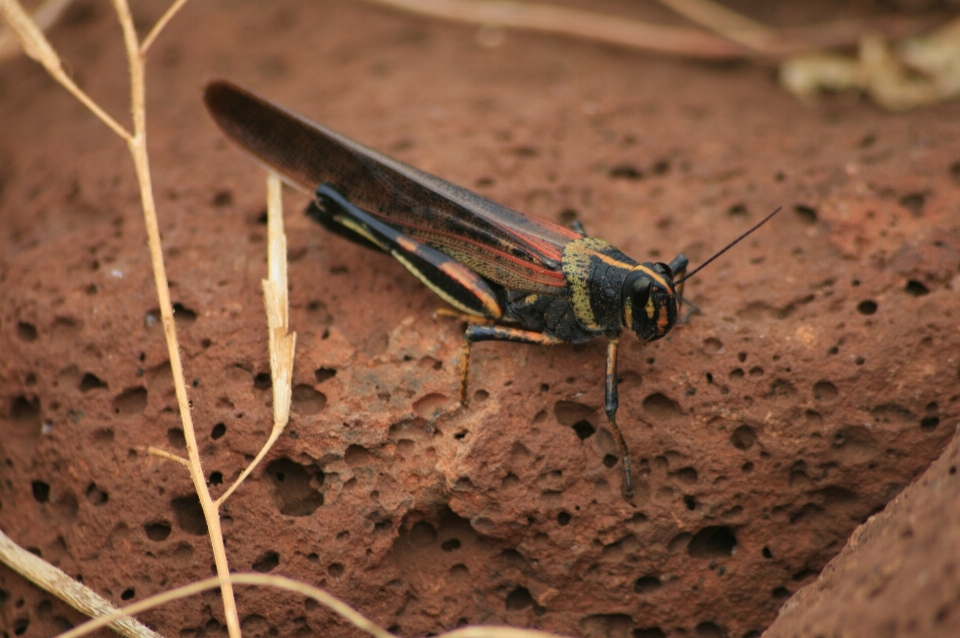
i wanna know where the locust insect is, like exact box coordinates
[204,80,779,498]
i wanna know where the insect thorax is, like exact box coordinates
[561,237,638,337]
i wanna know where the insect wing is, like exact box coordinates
[203,81,580,294]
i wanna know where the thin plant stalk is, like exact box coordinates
[216,172,296,507]
[0,529,162,638]
[57,572,561,638]
[108,0,241,634]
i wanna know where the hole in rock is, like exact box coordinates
[85,483,108,505]
[17,322,38,342]
[11,396,40,425]
[634,575,661,593]
[113,387,147,415]
[634,628,666,638]
[905,280,929,296]
[572,420,595,440]
[172,303,197,322]
[144,521,171,541]
[208,471,223,485]
[687,526,736,557]
[602,454,619,468]
[328,563,344,578]
[771,379,796,397]
[264,457,324,516]
[211,190,233,207]
[793,205,817,224]
[211,423,226,439]
[253,373,271,391]
[314,367,336,383]
[642,393,680,418]
[172,495,208,535]
[921,416,940,431]
[729,425,756,450]
[79,373,108,392]
[554,400,596,427]
[505,586,534,610]
[557,511,571,526]
[898,192,925,215]
[441,538,461,551]
[120,588,134,601]
[694,621,725,637]
[609,164,643,180]
[291,384,327,414]
[31,481,50,503]
[167,428,186,450]
[813,380,838,401]
[857,300,877,315]
[252,550,280,573]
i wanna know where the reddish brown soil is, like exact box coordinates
[2,1,960,637]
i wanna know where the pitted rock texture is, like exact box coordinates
[1,1,959,637]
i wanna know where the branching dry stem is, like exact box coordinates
[0,0,241,636]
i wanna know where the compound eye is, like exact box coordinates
[653,262,674,279]
[630,277,652,310]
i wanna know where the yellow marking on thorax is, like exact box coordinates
[562,239,603,329]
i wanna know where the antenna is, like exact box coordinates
[675,207,782,285]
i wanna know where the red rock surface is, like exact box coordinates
[1,1,959,637]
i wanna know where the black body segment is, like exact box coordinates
[202,79,770,499]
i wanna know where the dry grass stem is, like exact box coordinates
[655,0,780,52]
[107,0,241,634]
[0,529,162,638]
[140,0,189,55]
[57,573,398,638]
[0,0,131,138]
[0,0,72,63]
[360,0,750,58]
[216,172,297,507]
[146,446,190,467]
[360,0,946,60]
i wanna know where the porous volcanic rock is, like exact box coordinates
[1,1,959,637]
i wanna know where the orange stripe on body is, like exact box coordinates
[438,262,502,318]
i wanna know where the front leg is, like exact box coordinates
[459,324,563,405]
[603,337,635,498]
